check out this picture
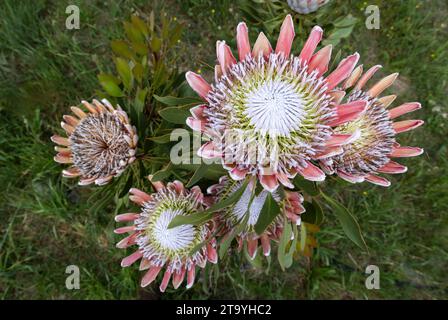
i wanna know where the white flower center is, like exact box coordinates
[232,187,269,226]
[152,209,196,251]
[245,79,304,137]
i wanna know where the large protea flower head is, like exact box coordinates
[207,176,305,259]
[186,15,368,192]
[287,0,331,14]
[319,65,424,186]
[51,99,138,186]
[114,178,217,292]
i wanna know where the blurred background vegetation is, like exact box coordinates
[0,0,447,299]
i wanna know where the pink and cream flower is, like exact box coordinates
[287,0,331,14]
[319,65,424,186]
[207,176,305,259]
[186,15,368,192]
[115,178,217,292]
[51,99,138,186]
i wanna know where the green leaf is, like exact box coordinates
[158,106,191,124]
[254,193,281,235]
[153,95,202,106]
[119,173,133,198]
[284,223,298,268]
[134,87,148,113]
[131,15,149,37]
[150,36,162,52]
[202,179,249,214]
[333,15,359,28]
[151,163,172,182]
[98,73,124,97]
[148,133,172,144]
[168,211,214,229]
[293,175,319,196]
[111,40,134,59]
[133,63,144,84]
[123,21,144,44]
[302,200,324,225]
[186,162,208,187]
[277,221,292,271]
[320,192,368,251]
[218,213,249,259]
[115,58,133,90]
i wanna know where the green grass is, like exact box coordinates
[0,0,447,299]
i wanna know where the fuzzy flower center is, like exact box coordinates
[152,209,196,251]
[332,91,395,175]
[245,79,305,137]
[135,191,208,266]
[69,112,131,178]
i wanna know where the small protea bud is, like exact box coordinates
[186,15,367,192]
[115,178,217,292]
[319,66,424,186]
[287,0,331,14]
[207,176,305,259]
[51,99,138,186]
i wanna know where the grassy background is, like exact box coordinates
[0,0,447,299]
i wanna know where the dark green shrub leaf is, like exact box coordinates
[254,192,281,235]
[320,192,368,251]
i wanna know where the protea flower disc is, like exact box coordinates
[114,178,217,292]
[51,99,138,186]
[319,65,424,186]
[186,15,368,192]
[207,176,305,259]
[287,0,331,14]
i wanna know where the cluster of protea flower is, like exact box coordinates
[52,15,423,292]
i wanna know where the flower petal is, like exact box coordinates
[185,71,211,100]
[247,238,258,260]
[260,236,271,256]
[159,269,172,292]
[393,120,424,134]
[275,14,295,57]
[115,213,139,222]
[186,265,196,289]
[367,73,399,98]
[252,32,272,58]
[337,170,365,183]
[365,174,391,187]
[378,95,397,108]
[390,146,424,158]
[299,26,323,63]
[198,141,222,159]
[325,53,360,91]
[389,102,421,119]
[297,161,325,182]
[121,251,143,267]
[141,266,162,288]
[354,65,382,90]
[259,174,279,192]
[236,22,251,61]
[343,64,363,89]
[378,161,408,174]
[217,41,237,75]
[308,45,332,77]
[172,267,186,290]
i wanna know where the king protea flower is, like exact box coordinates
[115,178,217,291]
[186,15,367,192]
[207,176,305,258]
[287,0,331,14]
[51,99,138,186]
[319,65,424,186]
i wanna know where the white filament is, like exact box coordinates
[245,79,304,137]
[152,209,196,251]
